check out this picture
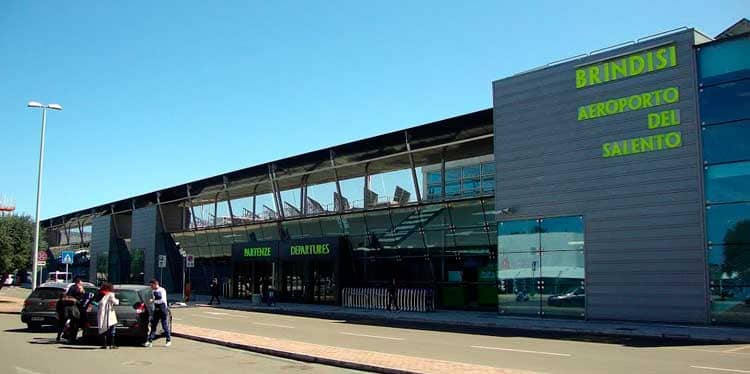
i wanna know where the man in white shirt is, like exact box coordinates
[145,279,172,347]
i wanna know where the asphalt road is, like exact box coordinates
[172,306,750,374]
[0,313,359,374]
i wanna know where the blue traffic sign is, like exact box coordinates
[61,251,75,265]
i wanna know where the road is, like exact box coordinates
[0,313,360,374]
[172,306,750,374]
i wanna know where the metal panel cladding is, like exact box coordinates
[493,30,707,323]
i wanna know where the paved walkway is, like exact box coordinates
[172,322,538,374]
[185,295,750,343]
[0,295,23,314]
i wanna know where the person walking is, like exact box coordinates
[387,278,398,312]
[95,283,119,349]
[145,279,171,347]
[208,277,221,305]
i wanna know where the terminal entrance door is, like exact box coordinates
[281,261,336,304]
[233,261,273,298]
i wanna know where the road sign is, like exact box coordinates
[61,251,75,265]
[37,252,47,262]
[158,255,167,268]
[186,255,195,268]
[37,261,46,267]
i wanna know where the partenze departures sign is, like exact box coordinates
[575,44,684,158]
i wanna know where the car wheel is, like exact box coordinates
[26,323,41,330]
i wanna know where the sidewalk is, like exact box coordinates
[172,323,537,374]
[185,296,750,343]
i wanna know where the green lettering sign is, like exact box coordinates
[576,44,677,89]
[602,131,682,158]
[578,86,679,121]
[289,243,331,256]
[243,247,272,257]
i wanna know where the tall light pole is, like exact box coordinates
[27,101,62,289]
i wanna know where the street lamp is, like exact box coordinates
[27,100,63,289]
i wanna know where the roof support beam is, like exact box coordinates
[405,130,422,203]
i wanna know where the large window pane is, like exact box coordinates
[451,227,491,248]
[424,229,455,252]
[706,162,750,204]
[463,165,481,178]
[298,218,323,238]
[445,182,461,198]
[319,215,344,236]
[498,220,539,254]
[449,200,485,228]
[699,37,750,85]
[703,120,750,165]
[481,177,495,194]
[540,216,584,252]
[709,245,750,285]
[341,212,367,236]
[445,168,461,182]
[541,250,585,319]
[482,162,495,176]
[497,251,541,316]
[700,79,750,125]
[364,209,392,234]
[427,171,442,184]
[707,202,750,244]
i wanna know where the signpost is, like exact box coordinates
[158,255,167,284]
[61,250,74,282]
[186,255,195,268]
[37,252,48,287]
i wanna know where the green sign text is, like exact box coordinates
[602,131,682,158]
[576,44,677,89]
[243,247,272,257]
[290,244,330,256]
[578,86,679,121]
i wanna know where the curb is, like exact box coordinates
[201,304,750,344]
[172,330,423,374]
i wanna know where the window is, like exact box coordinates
[497,216,584,319]
[706,162,750,204]
[463,165,480,178]
[703,120,750,164]
[481,177,495,194]
[707,202,750,245]
[445,168,461,182]
[699,37,750,85]
[481,162,495,176]
[700,79,750,125]
[427,171,442,184]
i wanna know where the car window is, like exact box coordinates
[30,288,64,300]
[114,290,140,305]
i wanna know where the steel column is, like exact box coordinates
[330,150,344,213]
[405,131,422,203]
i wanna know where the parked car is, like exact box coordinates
[3,274,14,286]
[83,285,172,343]
[21,281,96,329]
[547,287,585,307]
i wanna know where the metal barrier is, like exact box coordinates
[342,287,434,312]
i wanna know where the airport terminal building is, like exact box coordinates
[41,20,750,326]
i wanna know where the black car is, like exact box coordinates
[21,282,97,329]
[547,287,585,307]
[83,285,171,343]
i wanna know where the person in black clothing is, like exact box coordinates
[261,277,270,304]
[208,277,221,305]
[387,278,398,311]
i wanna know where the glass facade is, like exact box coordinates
[425,161,495,201]
[497,216,585,319]
[699,34,750,325]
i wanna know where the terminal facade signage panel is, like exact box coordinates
[232,237,340,262]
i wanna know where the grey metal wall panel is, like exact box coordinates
[493,30,707,323]
[89,215,112,284]
[131,206,158,284]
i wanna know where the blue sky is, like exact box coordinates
[0,1,745,219]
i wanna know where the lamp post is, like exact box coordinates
[27,101,63,290]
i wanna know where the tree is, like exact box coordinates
[722,220,750,283]
[0,215,46,275]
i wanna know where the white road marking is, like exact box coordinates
[471,345,571,357]
[15,367,44,374]
[339,332,404,341]
[723,345,750,353]
[206,312,230,316]
[663,347,750,356]
[194,315,222,320]
[690,365,750,373]
[253,322,295,329]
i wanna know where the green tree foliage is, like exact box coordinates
[722,220,750,282]
[0,215,45,274]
